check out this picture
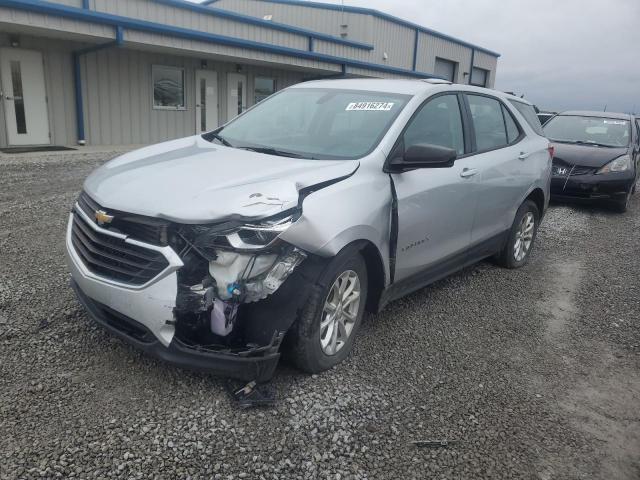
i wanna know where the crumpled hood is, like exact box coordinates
[84,136,359,223]
[551,142,629,168]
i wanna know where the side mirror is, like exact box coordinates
[389,143,457,172]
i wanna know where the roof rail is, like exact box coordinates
[421,79,452,85]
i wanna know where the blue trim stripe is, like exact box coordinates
[245,0,501,58]
[149,0,373,50]
[0,0,438,80]
[412,29,419,71]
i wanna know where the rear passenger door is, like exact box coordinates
[464,94,540,251]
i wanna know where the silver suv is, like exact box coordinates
[67,79,551,381]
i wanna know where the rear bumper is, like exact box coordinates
[71,280,281,382]
[550,171,635,202]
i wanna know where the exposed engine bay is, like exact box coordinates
[170,209,311,352]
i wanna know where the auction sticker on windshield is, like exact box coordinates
[346,102,395,111]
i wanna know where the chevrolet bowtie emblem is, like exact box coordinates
[95,209,114,226]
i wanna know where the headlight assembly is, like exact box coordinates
[597,154,631,174]
[174,208,301,256]
[228,211,299,250]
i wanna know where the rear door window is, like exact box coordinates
[503,105,521,143]
[467,95,509,151]
[509,100,545,136]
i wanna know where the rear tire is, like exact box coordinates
[286,248,368,374]
[495,200,540,269]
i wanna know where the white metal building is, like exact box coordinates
[0,0,499,148]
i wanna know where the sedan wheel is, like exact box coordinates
[320,270,361,356]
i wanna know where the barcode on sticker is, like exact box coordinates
[603,120,626,125]
[346,102,395,111]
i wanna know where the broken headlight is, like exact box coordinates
[226,209,300,251]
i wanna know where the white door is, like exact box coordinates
[226,73,246,122]
[0,48,50,146]
[195,70,218,133]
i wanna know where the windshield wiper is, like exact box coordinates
[238,146,314,159]
[573,140,618,148]
[551,139,617,148]
[207,132,234,147]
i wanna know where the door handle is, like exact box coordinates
[518,152,530,160]
[4,95,13,101]
[460,168,479,178]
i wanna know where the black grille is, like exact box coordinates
[71,211,169,285]
[77,192,170,246]
[552,161,596,176]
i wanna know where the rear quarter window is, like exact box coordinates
[509,100,545,136]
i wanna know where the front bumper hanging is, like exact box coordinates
[71,280,282,382]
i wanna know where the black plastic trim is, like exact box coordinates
[379,230,507,307]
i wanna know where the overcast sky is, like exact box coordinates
[319,0,640,113]
[197,0,640,114]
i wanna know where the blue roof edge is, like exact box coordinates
[0,0,440,79]
[204,0,501,58]
[149,0,374,50]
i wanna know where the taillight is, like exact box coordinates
[547,145,555,159]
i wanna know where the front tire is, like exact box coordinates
[613,190,631,213]
[286,249,368,374]
[495,200,540,269]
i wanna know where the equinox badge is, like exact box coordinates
[95,209,114,226]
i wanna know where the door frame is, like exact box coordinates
[194,69,219,133]
[226,72,247,122]
[0,47,51,146]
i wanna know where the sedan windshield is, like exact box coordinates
[543,115,630,148]
[209,88,411,160]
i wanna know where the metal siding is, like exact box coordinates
[210,0,493,79]
[78,46,309,145]
[212,0,374,44]
[0,6,114,39]
[346,66,411,80]
[368,16,414,70]
[418,33,473,83]
[92,0,309,52]
[472,51,497,87]
[122,29,340,73]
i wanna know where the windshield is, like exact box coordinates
[208,88,411,160]
[543,115,630,147]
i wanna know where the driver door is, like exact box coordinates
[391,93,479,282]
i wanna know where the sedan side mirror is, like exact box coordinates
[389,143,457,172]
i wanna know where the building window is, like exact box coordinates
[152,65,186,110]
[254,77,275,104]
[434,57,458,83]
[470,67,489,87]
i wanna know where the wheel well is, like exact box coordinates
[352,240,385,314]
[526,188,545,217]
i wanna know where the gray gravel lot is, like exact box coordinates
[0,150,639,479]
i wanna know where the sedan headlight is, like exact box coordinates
[596,154,631,174]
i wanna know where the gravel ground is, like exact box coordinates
[0,150,639,480]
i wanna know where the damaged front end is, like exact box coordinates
[168,209,311,378]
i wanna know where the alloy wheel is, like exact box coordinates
[320,270,361,356]
[513,212,535,262]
